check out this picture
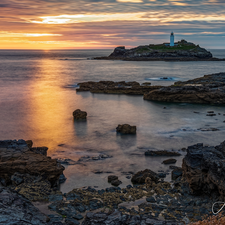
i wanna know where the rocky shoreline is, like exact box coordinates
[1,139,225,224]
[76,72,225,105]
[144,72,225,104]
[76,80,161,95]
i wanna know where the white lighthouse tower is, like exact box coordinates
[170,32,174,47]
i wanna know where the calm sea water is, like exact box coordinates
[0,49,225,193]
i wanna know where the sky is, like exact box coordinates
[0,0,224,49]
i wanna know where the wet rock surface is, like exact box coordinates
[0,187,48,225]
[82,210,183,225]
[116,124,136,134]
[144,72,225,104]
[76,80,161,95]
[131,169,159,184]
[182,140,225,200]
[73,109,87,120]
[145,150,181,156]
[0,140,64,186]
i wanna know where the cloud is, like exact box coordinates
[0,0,225,49]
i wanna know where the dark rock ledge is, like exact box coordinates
[76,73,225,105]
[144,72,225,104]
[76,80,161,95]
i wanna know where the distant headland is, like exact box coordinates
[94,39,225,61]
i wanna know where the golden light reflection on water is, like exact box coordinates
[28,57,80,156]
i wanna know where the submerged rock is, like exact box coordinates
[145,150,181,156]
[162,159,177,164]
[108,175,118,182]
[56,158,77,165]
[73,109,87,120]
[116,124,136,134]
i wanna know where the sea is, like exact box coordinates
[0,49,225,193]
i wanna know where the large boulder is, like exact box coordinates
[116,124,136,134]
[0,140,64,186]
[131,169,159,184]
[73,109,87,120]
[0,187,48,225]
[182,141,225,200]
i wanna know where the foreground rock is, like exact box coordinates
[82,210,183,225]
[172,167,183,180]
[0,140,64,187]
[0,187,48,225]
[73,109,87,120]
[144,72,225,104]
[76,80,161,95]
[48,177,217,224]
[183,141,225,200]
[94,40,225,61]
[131,169,159,184]
[116,124,136,134]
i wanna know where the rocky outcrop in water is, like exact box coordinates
[0,140,64,187]
[182,141,225,200]
[116,124,136,134]
[73,109,87,120]
[77,80,161,95]
[145,150,181,156]
[94,40,225,61]
[144,72,225,104]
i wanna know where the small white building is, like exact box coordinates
[170,32,174,46]
[163,32,177,47]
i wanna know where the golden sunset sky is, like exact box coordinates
[0,0,225,49]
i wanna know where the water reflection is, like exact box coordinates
[1,50,225,193]
[73,120,87,137]
[116,134,137,149]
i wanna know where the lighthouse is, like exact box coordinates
[170,32,174,47]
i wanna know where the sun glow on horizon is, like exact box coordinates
[0,32,62,37]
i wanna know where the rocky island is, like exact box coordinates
[94,40,225,61]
